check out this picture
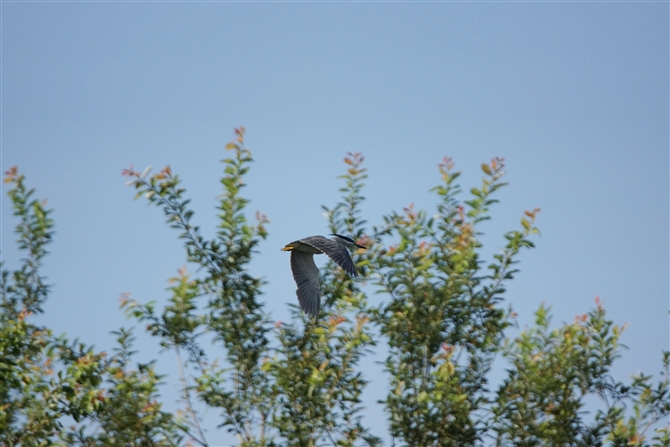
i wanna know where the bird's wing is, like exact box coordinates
[299,235,358,277]
[290,250,321,318]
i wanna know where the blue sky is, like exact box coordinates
[2,2,668,445]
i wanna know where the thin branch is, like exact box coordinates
[175,346,209,447]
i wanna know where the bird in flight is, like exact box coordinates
[281,234,366,319]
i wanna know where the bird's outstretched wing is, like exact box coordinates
[290,250,321,318]
[299,236,358,277]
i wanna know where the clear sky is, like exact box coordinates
[2,2,668,445]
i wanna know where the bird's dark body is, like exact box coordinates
[282,234,364,318]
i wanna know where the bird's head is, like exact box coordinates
[330,233,367,250]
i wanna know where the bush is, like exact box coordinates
[2,128,668,446]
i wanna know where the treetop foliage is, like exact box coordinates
[2,128,669,446]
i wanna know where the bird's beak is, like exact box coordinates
[354,244,367,254]
[281,244,295,251]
